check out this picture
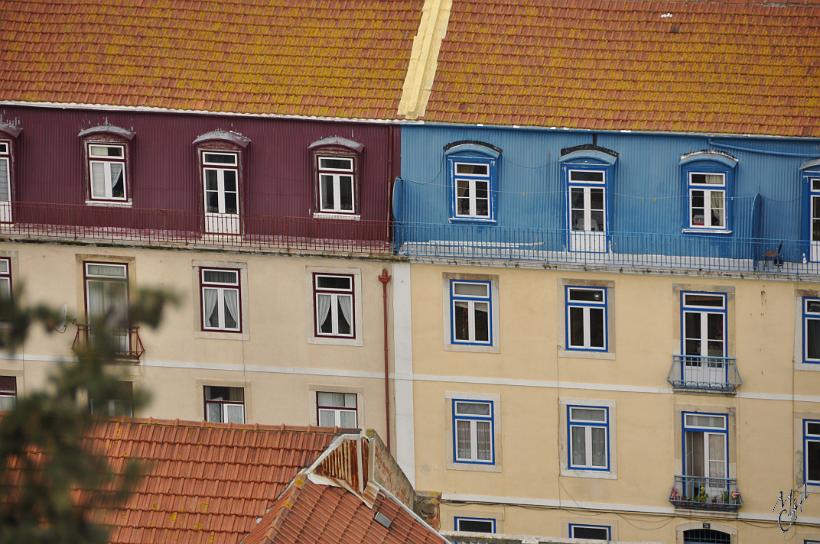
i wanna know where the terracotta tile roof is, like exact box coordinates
[243,477,446,544]
[83,419,337,544]
[423,0,820,137]
[0,0,424,120]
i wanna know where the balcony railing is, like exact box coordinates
[73,324,145,361]
[668,355,741,393]
[669,475,742,511]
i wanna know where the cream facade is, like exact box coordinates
[396,263,820,543]
[0,241,397,442]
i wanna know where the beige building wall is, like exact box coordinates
[406,263,820,543]
[0,241,396,443]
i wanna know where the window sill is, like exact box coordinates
[558,349,615,361]
[195,329,249,341]
[447,461,502,473]
[313,212,360,221]
[561,467,617,480]
[308,335,363,347]
[85,199,132,208]
[796,361,820,372]
[444,342,500,354]
[449,217,497,225]
[681,228,733,235]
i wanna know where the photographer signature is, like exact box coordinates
[772,485,810,532]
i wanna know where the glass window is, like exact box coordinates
[568,405,609,470]
[688,172,726,229]
[683,412,728,485]
[316,391,358,428]
[314,274,355,338]
[0,257,11,299]
[569,524,611,540]
[317,155,355,213]
[89,381,133,417]
[566,286,607,351]
[0,375,16,412]
[84,262,130,352]
[453,399,494,464]
[201,150,240,234]
[87,143,127,201]
[0,140,11,218]
[200,268,241,332]
[805,420,820,486]
[451,160,493,220]
[454,517,495,533]
[681,292,727,359]
[204,386,245,424]
[804,298,820,363]
[450,280,492,345]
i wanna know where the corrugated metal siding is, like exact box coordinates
[0,106,397,242]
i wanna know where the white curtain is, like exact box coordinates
[317,294,332,330]
[0,158,9,202]
[476,420,492,461]
[203,288,219,327]
[338,294,353,330]
[591,427,606,467]
[87,280,106,319]
[456,420,471,460]
[224,289,239,328]
[91,162,106,198]
[571,427,586,466]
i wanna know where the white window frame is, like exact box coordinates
[316,391,358,427]
[0,257,11,299]
[200,268,241,332]
[202,151,240,215]
[0,375,17,412]
[87,143,127,201]
[681,292,727,358]
[568,405,610,471]
[682,412,728,482]
[569,523,611,541]
[452,399,495,465]
[204,385,245,424]
[0,140,11,219]
[450,280,493,345]
[565,286,607,351]
[317,155,355,214]
[688,172,726,229]
[453,161,491,219]
[454,517,496,533]
[313,273,355,338]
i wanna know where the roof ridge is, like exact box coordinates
[98,417,341,434]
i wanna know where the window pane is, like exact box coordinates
[344,393,357,408]
[685,414,725,430]
[691,173,724,185]
[110,163,125,197]
[571,407,606,422]
[203,152,237,165]
[476,420,492,461]
[0,395,14,411]
[0,259,9,274]
[571,426,586,466]
[589,308,605,348]
[455,401,491,416]
[203,269,238,284]
[205,386,244,402]
[453,282,489,298]
[454,301,469,340]
[317,275,352,290]
[90,162,106,197]
[686,431,705,476]
[206,402,223,423]
[319,157,353,171]
[87,263,126,278]
[571,526,609,540]
[807,422,820,436]
[474,302,489,342]
[806,300,820,313]
[0,278,9,300]
[339,410,357,428]
[569,288,604,303]
[570,187,584,208]
[337,296,352,335]
[320,174,334,210]
[707,313,724,341]
[205,170,218,190]
[225,404,245,424]
[456,420,472,459]
[570,171,604,183]
[339,175,354,211]
[203,287,220,328]
[318,409,335,427]
[455,163,488,176]
[89,145,123,158]
[591,426,606,467]
[318,392,346,407]
[684,294,724,307]
[0,159,10,202]
[808,441,820,481]
[223,289,239,329]
[569,307,584,346]
[456,519,494,533]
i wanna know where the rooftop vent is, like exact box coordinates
[374,511,393,529]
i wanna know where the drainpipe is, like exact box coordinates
[378,268,392,453]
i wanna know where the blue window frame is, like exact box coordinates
[454,517,496,533]
[452,399,495,465]
[803,298,820,364]
[450,279,493,345]
[569,523,611,540]
[444,141,501,223]
[800,161,820,262]
[567,405,610,471]
[804,419,820,486]
[679,151,737,234]
[681,412,728,480]
[565,286,608,351]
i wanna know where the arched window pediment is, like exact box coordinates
[78,124,135,141]
[308,136,364,154]
[443,140,501,159]
[680,150,738,169]
[193,130,250,149]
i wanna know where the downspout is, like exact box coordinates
[378,269,393,453]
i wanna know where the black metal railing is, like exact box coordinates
[669,475,742,511]
[668,355,742,393]
[73,324,145,361]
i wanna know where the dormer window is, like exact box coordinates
[309,136,363,219]
[88,143,127,201]
[193,130,250,235]
[444,141,501,223]
[0,141,12,222]
[680,150,737,234]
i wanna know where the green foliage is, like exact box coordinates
[0,286,177,544]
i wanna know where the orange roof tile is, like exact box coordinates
[0,0,424,120]
[76,419,336,544]
[424,0,820,137]
[243,478,445,544]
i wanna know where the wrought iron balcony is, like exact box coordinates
[669,475,742,511]
[668,355,741,393]
[73,324,145,361]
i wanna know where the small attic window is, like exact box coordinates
[680,151,738,234]
[309,137,364,218]
[444,141,501,223]
[79,125,134,206]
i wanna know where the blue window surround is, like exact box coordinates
[452,398,495,465]
[800,159,820,262]
[454,517,496,533]
[444,141,501,224]
[679,150,738,235]
[681,411,728,478]
[805,419,820,487]
[679,291,728,357]
[803,298,820,364]
[567,404,610,471]
[559,146,617,253]
[565,286,608,352]
[568,523,612,540]
[449,279,493,346]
